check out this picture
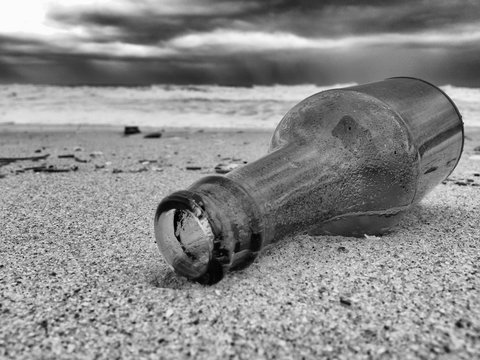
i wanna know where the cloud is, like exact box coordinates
[0,0,480,86]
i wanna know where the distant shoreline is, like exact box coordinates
[1,83,479,128]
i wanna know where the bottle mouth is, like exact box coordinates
[154,194,214,280]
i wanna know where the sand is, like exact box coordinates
[1,124,479,359]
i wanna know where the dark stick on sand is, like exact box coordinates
[0,154,50,164]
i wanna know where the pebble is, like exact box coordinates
[129,167,148,173]
[339,297,352,306]
[124,126,141,135]
[144,132,162,139]
[214,163,242,174]
[74,155,89,163]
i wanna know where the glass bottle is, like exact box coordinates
[154,77,463,284]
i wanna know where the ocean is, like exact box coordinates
[0,83,479,128]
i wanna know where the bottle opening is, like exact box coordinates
[155,208,214,280]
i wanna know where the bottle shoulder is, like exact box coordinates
[269,89,413,154]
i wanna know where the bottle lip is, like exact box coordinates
[154,190,222,284]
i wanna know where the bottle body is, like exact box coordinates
[154,77,463,284]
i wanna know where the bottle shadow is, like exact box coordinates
[149,202,471,290]
[149,270,196,290]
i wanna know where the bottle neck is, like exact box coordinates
[154,175,264,284]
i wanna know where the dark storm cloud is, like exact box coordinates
[46,0,265,44]
[260,0,480,36]
[1,0,480,86]
[46,0,480,44]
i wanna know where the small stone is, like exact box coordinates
[39,320,48,335]
[473,145,480,153]
[129,167,148,173]
[337,246,348,253]
[124,126,141,135]
[58,154,75,159]
[74,155,89,163]
[165,308,174,318]
[144,132,162,139]
[112,168,123,174]
[340,297,352,306]
[214,163,241,174]
[186,166,202,171]
[90,151,103,157]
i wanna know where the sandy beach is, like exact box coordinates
[1,123,479,359]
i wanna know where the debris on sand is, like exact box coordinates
[124,126,141,136]
[214,163,242,174]
[129,167,148,173]
[74,155,89,163]
[0,154,50,165]
[443,176,479,187]
[144,132,162,139]
[339,296,352,306]
[23,164,78,173]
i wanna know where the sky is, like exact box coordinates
[0,0,479,87]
